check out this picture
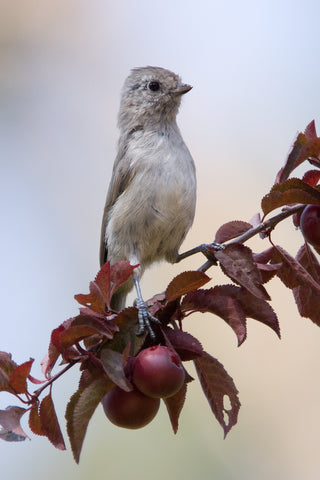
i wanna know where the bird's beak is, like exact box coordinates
[172,83,192,96]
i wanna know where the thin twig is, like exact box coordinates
[33,357,81,398]
[228,204,304,245]
[197,204,305,272]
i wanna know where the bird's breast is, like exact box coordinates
[106,126,196,266]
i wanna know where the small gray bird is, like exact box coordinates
[100,66,196,334]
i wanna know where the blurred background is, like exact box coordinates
[1,0,320,478]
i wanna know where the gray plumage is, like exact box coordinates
[100,66,196,313]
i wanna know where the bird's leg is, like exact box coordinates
[133,273,160,338]
[175,241,224,263]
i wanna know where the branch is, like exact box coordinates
[198,204,305,272]
[33,357,81,398]
[229,204,304,244]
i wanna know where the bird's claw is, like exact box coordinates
[208,241,224,251]
[198,242,223,263]
[135,299,160,338]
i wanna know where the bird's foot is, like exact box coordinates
[196,242,224,263]
[175,242,225,264]
[135,298,161,338]
[204,241,224,257]
[208,241,224,251]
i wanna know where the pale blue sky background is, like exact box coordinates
[1,1,320,479]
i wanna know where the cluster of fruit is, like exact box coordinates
[300,205,320,249]
[102,345,185,429]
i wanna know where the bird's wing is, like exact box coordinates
[99,145,136,266]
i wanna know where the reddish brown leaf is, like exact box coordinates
[293,244,320,326]
[111,307,138,331]
[46,319,75,374]
[236,288,280,337]
[298,137,320,163]
[109,306,147,354]
[147,293,167,317]
[0,352,17,394]
[50,323,70,347]
[253,247,276,264]
[305,119,317,140]
[94,261,111,304]
[58,326,99,350]
[9,359,34,394]
[78,362,106,390]
[66,376,113,463]
[215,244,270,300]
[79,307,117,324]
[294,281,320,326]
[296,243,320,281]
[41,354,52,380]
[74,261,134,312]
[0,406,29,441]
[121,342,131,368]
[162,327,203,361]
[273,245,320,293]
[253,247,280,283]
[163,382,187,434]
[74,281,106,314]
[76,310,118,350]
[206,284,280,338]
[41,350,61,380]
[275,132,307,183]
[261,178,320,216]
[215,221,252,244]
[100,348,132,391]
[28,403,47,436]
[194,352,240,437]
[302,170,320,187]
[87,261,136,310]
[40,393,66,450]
[0,352,17,373]
[50,313,118,354]
[256,263,281,284]
[110,261,137,296]
[72,313,117,338]
[75,261,135,313]
[155,298,180,327]
[165,271,211,303]
[82,334,104,352]
[181,288,247,346]
[78,369,95,391]
[275,124,320,184]
[28,374,45,385]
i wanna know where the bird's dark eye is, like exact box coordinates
[148,81,160,92]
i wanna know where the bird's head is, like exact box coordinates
[118,66,192,130]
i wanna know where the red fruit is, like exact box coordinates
[300,205,320,248]
[102,386,160,429]
[133,345,185,398]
